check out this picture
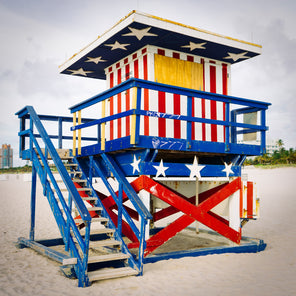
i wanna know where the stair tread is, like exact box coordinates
[72,178,87,182]
[75,217,108,223]
[89,239,121,248]
[78,228,115,236]
[82,196,97,201]
[86,207,102,212]
[88,267,138,282]
[88,252,129,263]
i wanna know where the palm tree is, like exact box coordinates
[276,139,284,149]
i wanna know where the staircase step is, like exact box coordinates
[87,207,102,212]
[64,163,78,167]
[75,217,108,224]
[77,227,115,236]
[71,171,82,175]
[54,187,91,193]
[82,196,97,201]
[88,252,130,264]
[89,239,121,248]
[72,178,87,183]
[88,267,138,282]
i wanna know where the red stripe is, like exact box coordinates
[158,91,166,137]
[201,59,206,141]
[125,64,130,136]
[172,52,181,138]
[158,49,166,137]
[117,68,122,138]
[187,55,194,62]
[110,72,114,140]
[247,182,254,218]
[143,54,149,135]
[134,59,139,78]
[210,63,217,142]
[222,63,228,141]
[174,94,181,138]
[158,49,165,56]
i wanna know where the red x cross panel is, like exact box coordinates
[130,176,242,256]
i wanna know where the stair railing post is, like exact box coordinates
[42,147,48,196]
[117,182,123,237]
[138,216,147,275]
[65,190,73,252]
[81,220,91,287]
[30,163,37,241]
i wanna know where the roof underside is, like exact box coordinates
[59,11,262,80]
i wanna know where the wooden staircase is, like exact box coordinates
[50,150,139,284]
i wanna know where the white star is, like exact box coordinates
[222,162,234,177]
[153,159,169,178]
[67,67,93,76]
[105,41,130,50]
[85,56,107,64]
[182,41,207,51]
[185,156,205,179]
[122,27,157,41]
[130,155,141,174]
[223,51,250,62]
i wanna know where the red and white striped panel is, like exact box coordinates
[105,46,230,143]
[105,48,150,141]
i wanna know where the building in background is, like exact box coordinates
[0,144,13,168]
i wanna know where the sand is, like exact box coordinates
[0,167,295,296]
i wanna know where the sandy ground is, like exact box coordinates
[0,167,295,296]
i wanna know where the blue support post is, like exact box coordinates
[186,96,193,149]
[58,117,63,149]
[97,123,101,144]
[30,164,37,241]
[231,110,237,144]
[261,109,266,154]
[138,218,147,275]
[225,102,230,151]
[81,221,90,287]
[19,117,26,158]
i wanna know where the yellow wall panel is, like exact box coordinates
[154,54,203,90]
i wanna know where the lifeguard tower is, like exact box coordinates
[16,11,270,287]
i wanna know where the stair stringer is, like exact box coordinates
[72,155,141,275]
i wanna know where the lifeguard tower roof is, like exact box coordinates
[59,10,261,80]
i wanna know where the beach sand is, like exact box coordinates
[0,167,295,296]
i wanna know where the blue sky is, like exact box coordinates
[0,0,295,166]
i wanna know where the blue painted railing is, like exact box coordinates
[69,78,271,156]
[89,154,152,274]
[15,106,92,287]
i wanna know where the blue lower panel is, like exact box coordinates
[142,234,266,264]
[79,135,262,158]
